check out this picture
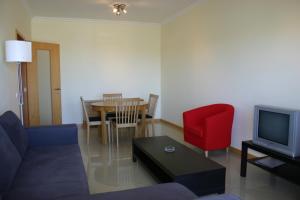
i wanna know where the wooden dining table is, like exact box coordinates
[91,99,149,144]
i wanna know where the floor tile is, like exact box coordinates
[78,123,300,199]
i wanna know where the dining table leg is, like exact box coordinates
[100,109,107,144]
[139,107,147,137]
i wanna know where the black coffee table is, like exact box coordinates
[132,136,226,196]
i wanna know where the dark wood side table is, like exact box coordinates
[240,140,300,184]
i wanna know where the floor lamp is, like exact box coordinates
[5,40,32,125]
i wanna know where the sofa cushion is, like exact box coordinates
[5,145,89,200]
[0,111,28,158]
[0,126,22,194]
[54,183,197,200]
[4,182,88,200]
[89,183,197,200]
[197,194,241,200]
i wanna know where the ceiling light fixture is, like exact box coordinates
[112,4,127,16]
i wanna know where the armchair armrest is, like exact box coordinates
[183,106,214,126]
[26,124,78,147]
[203,111,234,146]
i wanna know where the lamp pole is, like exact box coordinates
[17,62,24,125]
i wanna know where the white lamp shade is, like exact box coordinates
[5,40,32,62]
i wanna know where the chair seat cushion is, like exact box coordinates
[89,116,101,122]
[0,126,22,194]
[89,112,116,122]
[138,114,153,119]
[5,145,89,200]
[0,111,28,158]
[106,112,116,119]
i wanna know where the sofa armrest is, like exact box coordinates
[26,124,78,147]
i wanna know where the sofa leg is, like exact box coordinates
[205,151,208,158]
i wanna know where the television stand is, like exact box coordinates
[240,140,300,185]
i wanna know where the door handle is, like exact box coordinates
[54,88,61,91]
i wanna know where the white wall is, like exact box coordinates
[162,0,300,149]
[0,0,31,115]
[31,18,161,124]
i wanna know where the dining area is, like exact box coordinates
[80,93,159,146]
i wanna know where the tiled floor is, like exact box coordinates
[78,122,300,200]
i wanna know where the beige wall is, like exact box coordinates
[162,0,300,149]
[0,0,31,115]
[31,18,161,124]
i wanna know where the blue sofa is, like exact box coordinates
[0,111,89,200]
[0,111,239,200]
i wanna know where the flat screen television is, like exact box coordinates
[253,105,300,157]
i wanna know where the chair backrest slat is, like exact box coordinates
[80,97,89,122]
[103,93,122,103]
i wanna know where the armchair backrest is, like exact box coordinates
[206,104,234,116]
[184,104,234,122]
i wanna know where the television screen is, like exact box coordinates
[258,110,290,145]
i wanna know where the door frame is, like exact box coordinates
[26,41,62,126]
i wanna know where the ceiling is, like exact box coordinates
[25,0,200,23]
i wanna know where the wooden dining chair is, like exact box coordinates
[80,97,111,144]
[139,94,159,136]
[102,93,123,119]
[111,98,140,147]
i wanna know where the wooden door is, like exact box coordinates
[26,42,62,126]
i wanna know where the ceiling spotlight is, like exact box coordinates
[112,4,127,16]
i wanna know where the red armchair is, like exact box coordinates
[183,104,234,157]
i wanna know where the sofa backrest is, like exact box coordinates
[0,111,28,158]
[0,125,22,195]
